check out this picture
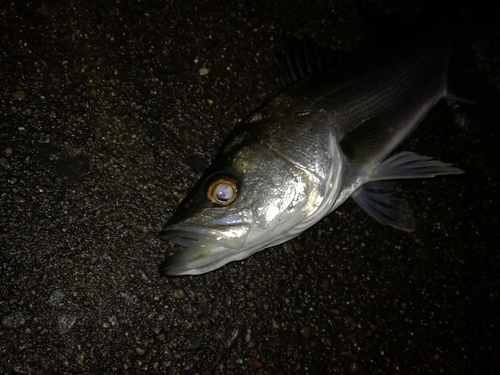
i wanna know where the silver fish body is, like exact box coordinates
[159,16,464,276]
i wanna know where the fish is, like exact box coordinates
[159,9,465,276]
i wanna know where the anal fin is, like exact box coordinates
[351,181,415,232]
[352,152,464,231]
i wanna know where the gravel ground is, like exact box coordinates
[1,0,499,374]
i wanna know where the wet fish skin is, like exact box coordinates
[159,13,464,276]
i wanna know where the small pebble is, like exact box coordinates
[0,157,10,167]
[12,90,25,99]
[173,288,186,300]
[301,326,311,338]
[1,313,26,329]
[110,315,119,327]
[59,315,77,334]
[76,352,85,366]
[188,337,202,350]
[248,359,262,369]
[13,195,26,203]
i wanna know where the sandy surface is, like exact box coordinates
[1,0,499,373]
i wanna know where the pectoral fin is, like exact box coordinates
[339,114,401,166]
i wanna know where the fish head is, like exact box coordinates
[160,140,331,276]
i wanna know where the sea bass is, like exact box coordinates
[159,12,464,276]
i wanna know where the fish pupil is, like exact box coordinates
[216,184,233,202]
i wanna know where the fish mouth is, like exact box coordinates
[159,222,252,276]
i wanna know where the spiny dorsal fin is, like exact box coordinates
[278,36,341,88]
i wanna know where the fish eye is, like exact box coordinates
[206,175,238,206]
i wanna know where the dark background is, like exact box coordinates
[1,0,499,373]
